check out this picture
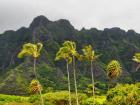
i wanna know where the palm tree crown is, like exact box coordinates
[63,41,77,56]
[132,53,140,63]
[29,79,42,94]
[132,53,140,71]
[55,47,72,64]
[106,60,122,80]
[18,43,43,58]
[82,45,99,61]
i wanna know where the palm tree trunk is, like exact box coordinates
[91,61,95,105]
[73,56,79,105]
[33,58,37,79]
[136,64,140,71]
[108,78,111,91]
[66,60,72,105]
[38,85,44,105]
[33,58,44,105]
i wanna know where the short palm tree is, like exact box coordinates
[29,79,42,94]
[106,60,122,90]
[55,46,72,105]
[82,45,99,105]
[132,53,140,71]
[18,43,44,105]
[63,41,79,105]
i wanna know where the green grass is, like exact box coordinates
[0,94,29,105]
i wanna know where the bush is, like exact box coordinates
[29,91,88,105]
[83,96,106,105]
[106,83,140,105]
[28,95,40,103]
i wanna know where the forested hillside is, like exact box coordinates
[0,15,140,95]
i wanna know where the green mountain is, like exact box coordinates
[0,15,140,95]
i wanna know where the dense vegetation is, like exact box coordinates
[0,83,139,105]
[0,15,140,105]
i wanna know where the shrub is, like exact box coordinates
[106,83,140,105]
[83,96,106,105]
[29,91,87,105]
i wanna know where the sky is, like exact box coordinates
[0,0,140,33]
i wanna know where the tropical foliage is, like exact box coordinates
[29,79,42,94]
[132,53,140,71]
[18,43,43,59]
[106,60,122,80]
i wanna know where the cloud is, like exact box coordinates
[0,0,140,33]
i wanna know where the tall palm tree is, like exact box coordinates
[63,41,79,105]
[18,43,44,105]
[82,45,99,105]
[55,47,72,105]
[132,53,140,71]
[106,60,122,90]
[18,43,43,79]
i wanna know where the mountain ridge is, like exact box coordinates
[0,15,140,95]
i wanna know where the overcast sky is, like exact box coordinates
[0,0,140,33]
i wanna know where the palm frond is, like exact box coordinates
[18,43,43,58]
[82,45,99,61]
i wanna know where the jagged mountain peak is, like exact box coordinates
[29,15,51,30]
[55,19,73,27]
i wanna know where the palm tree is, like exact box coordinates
[82,45,99,105]
[18,43,43,79]
[63,41,79,105]
[18,43,44,105]
[132,53,140,71]
[106,60,122,90]
[55,47,72,105]
[29,79,42,94]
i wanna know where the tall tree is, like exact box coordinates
[18,43,44,105]
[82,45,99,105]
[63,41,79,105]
[106,60,122,90]
[132,53,140,71]
[55,47,72,105]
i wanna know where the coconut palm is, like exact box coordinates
[18,43,44,105]
[55,47,72,105]
[106,60,122,90]
[29,79,42,94]
[63,41,79,105]
[18,43,43,79]
[82,45,99,105]
[132,53,140,71]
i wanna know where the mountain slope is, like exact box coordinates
[0,15,140,94]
